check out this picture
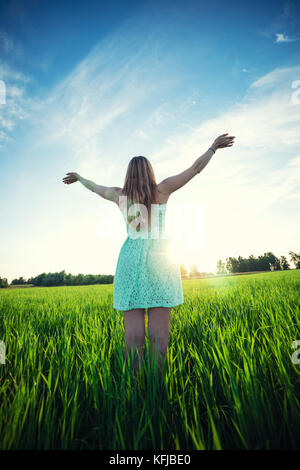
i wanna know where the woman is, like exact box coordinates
[62,133,235,377]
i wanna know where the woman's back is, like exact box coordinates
[117,185,169,239]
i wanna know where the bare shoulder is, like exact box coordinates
[115,186,169,205]
[155,181,170,203]
[113,187,124,204]
[152,183,168,204]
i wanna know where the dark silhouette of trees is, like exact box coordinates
[289,251,300,269]
[280,256,290,270]
[225,257,240,273]
[11,276,27,285]
[248,254,258,271]
[221,251,295,273]
[14,270,114,287]
[0,277,8,288]
[237,256,249,272]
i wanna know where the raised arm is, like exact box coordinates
[62,172,121,203]
[157,133,235,196]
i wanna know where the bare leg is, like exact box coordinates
[123,308,146,376]
[148,307,171,378]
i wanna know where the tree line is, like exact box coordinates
[216,250,300,274]
[1,251,299,288]
[180,250,300,278]
[0,270,114,288]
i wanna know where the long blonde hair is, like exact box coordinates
[122,156,158,229]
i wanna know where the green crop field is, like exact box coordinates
[0,270,300,450]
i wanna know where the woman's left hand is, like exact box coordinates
[62,172,80,184]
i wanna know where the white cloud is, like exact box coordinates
[275,32,300,42]
[0,61,33,145]
[0,60,31,83]
[250,67,290,88]
[24,25,177,181]
[6,84,23,98]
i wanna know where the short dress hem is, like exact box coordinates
[113,299,184,311]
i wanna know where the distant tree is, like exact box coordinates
[74,273,84,286]
[257,254,270,271]
[225,257,239,273]
[64,273,73,286]
[11,276,27,285]
[279,256,290,270]
[225,252,282,272]
[237,256,249,272]
[100,274,114,284]
[247,254,258,271]
[180,264,188,277]
[56,270,67,286]
[0,277,8,288]
[256,252,280,271]
[26,270,114,286]
[265,252,281,270]
[216,260,227,274]
[289,251,300,269]
[33,272,47,286]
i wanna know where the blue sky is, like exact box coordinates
[1,0,300,282]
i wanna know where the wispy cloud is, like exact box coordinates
[0,61,32,146]
[145,65,300,266]
[275,32,300,42]
[0,60,30,83]
[249,66,295,88]
[25,25,179,181]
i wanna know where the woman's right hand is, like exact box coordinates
[62,172,80,185]
[212,133,235,150]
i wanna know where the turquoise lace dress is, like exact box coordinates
[113,203,184,311]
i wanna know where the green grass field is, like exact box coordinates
[0,270,300,450]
